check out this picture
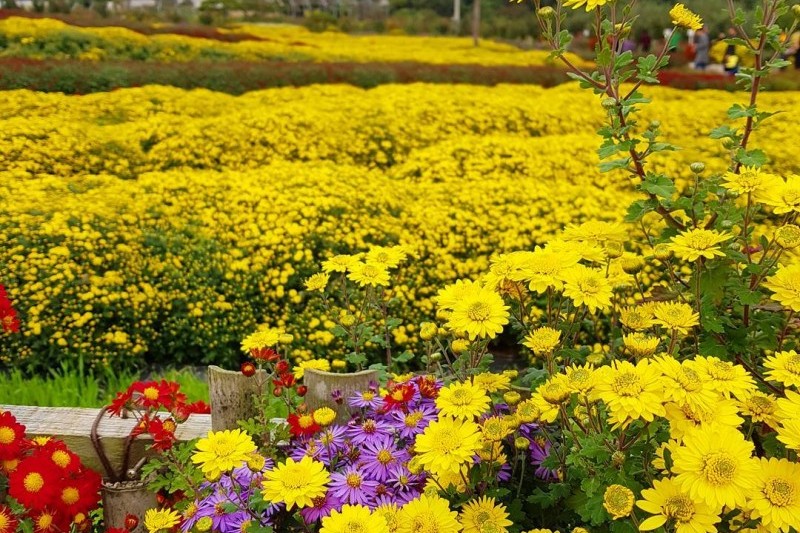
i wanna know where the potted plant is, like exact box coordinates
[91,380,209,532]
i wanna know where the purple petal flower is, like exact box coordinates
[348,390,383,410]
[360,435,410,482]
[345,417,393,445]
[299,492,343,523]
[389,405,437,440]
[329,466,379,506]
[530,435,559,481]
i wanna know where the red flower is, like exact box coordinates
[8,456,59,510]
[383,383,415,411]
[0,285,20,334]
[251,347,279,362]
[147,417,177,452]
[55,471,100,516]
[0,505,19,533]
[37,440,81,474]
[185,401,210,415]
[29,507,69,533]
[108,389,134,417]
[0,411,26,460]
[274,373,295,388]
[241,361,256,377]
[286,412,320,437]
[275,360,290,374]
[124,513,140,530]
[130,380,185,411]
[416,375,440,399]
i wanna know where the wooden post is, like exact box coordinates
[207,365,265,431]
[472,0,480,46]
[303,368,379,423]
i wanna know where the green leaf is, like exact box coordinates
[624,199,657,221]
[641,174,675,199]
[736,148,768,167]
[599,158,631,173]
[709,125,738,140]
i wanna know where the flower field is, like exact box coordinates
[0,17,591,66]
[1,83,800,371]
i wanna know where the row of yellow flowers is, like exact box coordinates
[0,17,592,66]
[1,83,799,370]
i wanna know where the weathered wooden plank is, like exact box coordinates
[1,404,211,476]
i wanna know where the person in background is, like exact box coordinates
[638,29,652,53]
[723,27,740,75]
[694,25,710,70]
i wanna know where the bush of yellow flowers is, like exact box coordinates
[2,75,800,370]
[129,4,800,533]
[0,16,592,67]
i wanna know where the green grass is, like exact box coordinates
[0,361,208,408]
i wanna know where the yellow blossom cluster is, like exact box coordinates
[1,83,799,369]
[0,16,591,67]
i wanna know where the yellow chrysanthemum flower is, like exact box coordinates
[560,265,613,313]
[241,326,292,352]
[459,496,513,533]
[261,456,330,509]
[144,508,182,533]
[722,166,780,196]
[668,229,732,262]
[481,416,511,442]
[652,302,699,335]
[603,485,635,519]
[762,175,800,214]
[663,398,743,440]
[776,225,800,249]
[669,3,703,30]
[777,389,800,420]
[777,418,800,451]
[436,381,490,420]
[320,504,390,533]
[654,356,717,415]
[737,391,779,427]
[321,254,358,273]
[347,261,390,287]
[313,407,337,427]
[765,263,800,312]
[304,272,330,292]
[473,372,511,393]
[749,457,800,533]
[764,350,800,388]
[293,358,331,379]
[191,429,257,479]
[414,416,482,476]
[523,327,561,356]
[365,246,407,269]
[623,333,660,358]
[694,356,755,400]
[637,477,720,533]
[592,360,666,429]
[522,245,581,293]
[446,284,509,340]
[398,494,462,533]
[435,279,481,311]
[672,425,760,510]
[563,363,596,395]
[374,503,401,533]
[619,305,656,331]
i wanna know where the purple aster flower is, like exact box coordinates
[360,434,410,482]
[331,389,344,405]
[196,490,249,533]
[299,492,343,523]
[329,466,379,506]
[317,425,348,452]
[386,466,424,504]
[496,461,512,482]
[389,405,437,440]
[345,417,393,445]
[289,439,326,462]
[530,435,559,481]
[348,390,383,410]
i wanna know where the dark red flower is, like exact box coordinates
[147,417,177,452]
[296,385,308,397]
[37,440,81,475]
[251,347,280,362]
[0,285,20,334]
[241,361,256,377]
[0,504,19,533]
[0,411,26,460]
[185,401,210,415]
[286,413,320,437]
[275,360,290,374]
[29,507,69,533]
[416,375,440,399]
[383,382,415,411]
[124,513,140,530]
